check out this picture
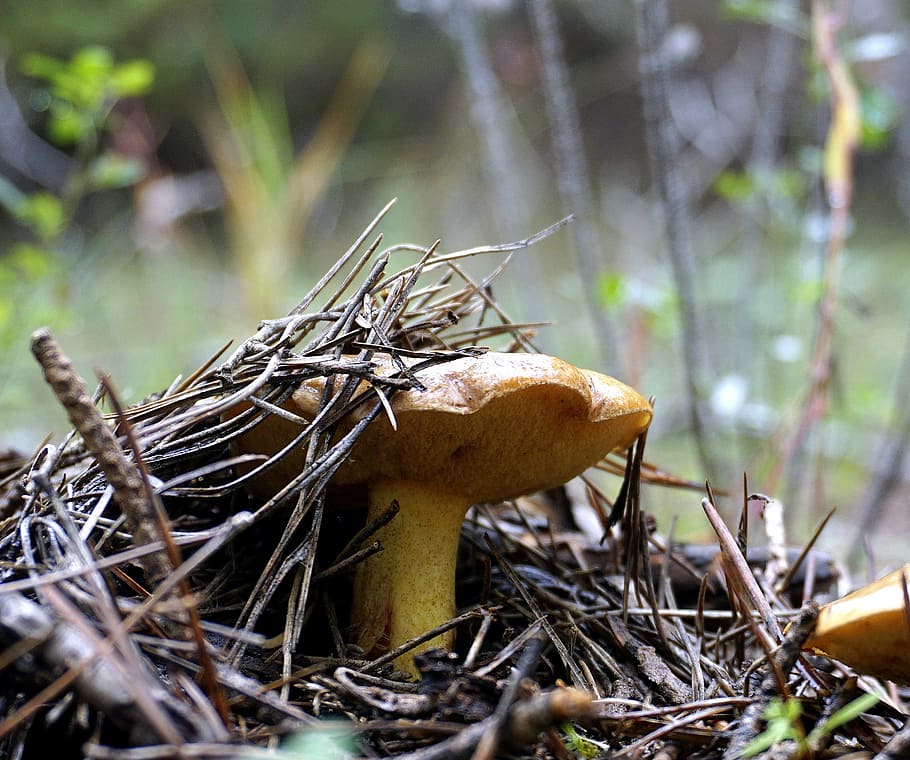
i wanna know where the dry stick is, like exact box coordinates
[30,332,233,732]
[751,493,788,590]
[362,607,483,674]
[471,634,547,760]
[24,467,204,739]
[632,0,717,479]
[225,397,387,665]
[372,216,573,295]
[314,540,382,582]
[230,248,464,662]
[766,0,858,501]
[0,590,187,745]
[610,705,737,758]
[440,260,539,353]
[777,506,835,596]
[722,603,819,760]
[483,535,589,688]
[0,518,246,597]
[529,0,620,369]
[100,375,232,729]
[30,329,170,586]
[253,253,425,676]
[395,687,593,760]
[473,618,545,678]
[873,718,910,760]
[462,609,495,670]
[701,497,782,641]
[280,492,331,699]
[219,199,396,375]
[81,742,286,760]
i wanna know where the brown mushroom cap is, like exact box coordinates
[290,351,652,501]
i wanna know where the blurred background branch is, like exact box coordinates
[633,0,719,479]
[529,0,621,371]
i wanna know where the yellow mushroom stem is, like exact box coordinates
[352,480,470,670]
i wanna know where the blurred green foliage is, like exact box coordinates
[202,40,388,319]
[720,0,806,35]
[859,85,900,151]
[22,45,154,144]
[0,45,155,435]
[0,252,66,368]
[8,190,65,240]
[713,166,806,229]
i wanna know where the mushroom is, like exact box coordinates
[233,351,652,672]
[803,562,910,683]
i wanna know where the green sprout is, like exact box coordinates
[742,692,879,758]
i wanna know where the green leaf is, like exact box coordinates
[25,47,110,110]
[47,105,91,145]
[767,698,802,724]
[860,86,899,152]
[715,170,757,203]
[807,692,879,744]
[598,271,627,311]
[110,60,156,97]
[70,46,114,80]
[21,46,156,146]
[20,52,66,82]
[13,192,65,240]
[7,243,58,281]
[89,153,148,190]
[560,721,605,759]
[741,698,803,758]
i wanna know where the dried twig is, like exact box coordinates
[766,0,859,505]
[722,603,819,760]
[0,590,193,745]
[395,687,593,760]
[30,329,171,584]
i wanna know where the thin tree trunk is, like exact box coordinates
[737,0,799,369]
[849,323,910,566]
[632,0,718,478]
[529,0,621,371]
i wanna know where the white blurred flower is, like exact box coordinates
[711,374,748,418]
[771,334,803,363]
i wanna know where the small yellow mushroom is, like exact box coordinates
[804,563,910,683]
